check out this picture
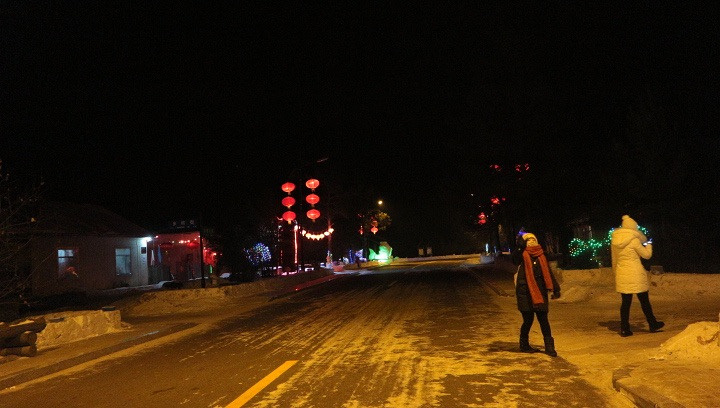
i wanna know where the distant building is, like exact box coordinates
[146,219,216,285]
[25,202,152,297]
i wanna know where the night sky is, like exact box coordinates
[2,2,717,257]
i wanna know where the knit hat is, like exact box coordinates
[522,233,539,246]
[621,215,638,230]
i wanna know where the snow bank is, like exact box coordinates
[118,269,333,317]
[552,268,616,303]
[36,310,125,349]
[657,320,720,362]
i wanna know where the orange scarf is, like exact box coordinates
[523,246,553,306]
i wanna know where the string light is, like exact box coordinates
[300,227,334,240]
[569,226,650,258]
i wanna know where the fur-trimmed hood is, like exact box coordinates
[611,227,648,248]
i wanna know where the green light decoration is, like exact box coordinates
[368,242,393,263]
[568,226,649,258]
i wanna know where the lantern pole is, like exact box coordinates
[287,157,328,273]
[199,226,206,288]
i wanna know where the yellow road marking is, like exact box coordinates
[225,360,298,408]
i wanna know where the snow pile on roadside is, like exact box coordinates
[118,269,333,317]
[36,310,126,349]
[649,273,720,298]
[553,268,616,303]
[656,321,720,362]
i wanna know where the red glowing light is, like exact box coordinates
[305,179,320,190]
[306,209,320,220]
[281,196,296,208]
[186,241,200,249]
[305,193,320,205]
[282,211,296,223]
[370,226,378,234]
[281,182,296,193]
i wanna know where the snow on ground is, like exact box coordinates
[115,257,720,364]
[114,269,333,318]
[656,321,720,361]
[553,266,720,365]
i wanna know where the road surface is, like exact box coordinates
[0,258,619,407]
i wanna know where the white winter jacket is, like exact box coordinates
[611,227,653,294]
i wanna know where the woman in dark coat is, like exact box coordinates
[512,232,561,357]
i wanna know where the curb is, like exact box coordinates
[0,322,196,391]
[612,365,684,408]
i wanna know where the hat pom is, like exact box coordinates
[621,215,638,229]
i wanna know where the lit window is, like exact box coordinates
[57,248,78,278]
[116,248,132,276]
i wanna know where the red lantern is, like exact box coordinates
[281,182,296,194]
[281,196,296,208]
[478,212,487,225]
[306,209,320,220]
[282,211,296,223]
[305,193,319,205]
[305,178,320,190]
[371,226,378,234]
[187,241,200,249]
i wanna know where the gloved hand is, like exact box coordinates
[551,289,560,299]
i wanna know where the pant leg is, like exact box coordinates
[520,311,535,337]
[535,311,552,338]
[636,291,658,325]
[620,293,633,331]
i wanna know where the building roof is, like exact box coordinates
[31,201,151,237]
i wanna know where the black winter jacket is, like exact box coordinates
[512,248,560,312]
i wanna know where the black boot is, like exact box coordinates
[520,335,539,353]
[620,318,633,337]
[649,321,665,333]
[543,336,557,357]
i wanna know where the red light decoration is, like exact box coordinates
[305,193,320,205]
[281,182,296,194]
[187,241,200,249]
[491,196,501,205]
[306,209,320,221]
[371,226,378,234]
[282,211,296,223]
[305,179,320,190]
[478,212,487,225]
[281,196,296,208]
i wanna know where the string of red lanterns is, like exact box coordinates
[280,178,322,226]
[280,182,296,223]
[304,179,320,222]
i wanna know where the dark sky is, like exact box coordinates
[1,2,717,251]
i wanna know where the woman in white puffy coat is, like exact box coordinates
[611,215,664,337]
